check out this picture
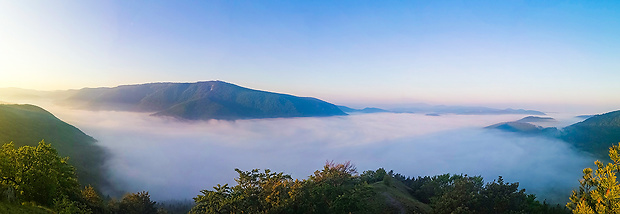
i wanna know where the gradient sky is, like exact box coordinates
[1,1,619,110]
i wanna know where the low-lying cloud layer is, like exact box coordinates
[50,108,594,203]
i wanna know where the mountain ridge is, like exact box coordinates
[486,110,620,158]
[61,81,347,120]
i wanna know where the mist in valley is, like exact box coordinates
[38,104,596,204]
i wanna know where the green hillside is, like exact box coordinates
[0,202,54,214]
[365,180,432,214]
[0,104,105,188]
[561,110,620,158]
[62,81,347,120]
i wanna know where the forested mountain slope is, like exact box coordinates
[62,81,346,120]
[0,104,105,187]
[561,110,620,158]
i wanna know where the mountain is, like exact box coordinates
[576,115,594,119]
[0,104,105,188]
[561,110,620,158]
[338,104,544,116]
[485,110,620,158]
[486,122,543,133]
[61,81,347,120]
[516,116,556,123]
[389,105,545,115]
[337,106,390,114]
[485,121,560,135]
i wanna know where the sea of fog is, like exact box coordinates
[43,106,595,204]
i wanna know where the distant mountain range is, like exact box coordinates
[60,80,543,121]
[487,111,620,158]
[516,116,556,123]
[0,104,105,188]
[338,105,545,116]
[337,106,390,114]
[390,105,545,115]
[60,81,347,120]
[1,81,549,120]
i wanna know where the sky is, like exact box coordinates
[1,1,620,110]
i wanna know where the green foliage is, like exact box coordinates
[361,168,387,184]
[193,164,570,214]
[191,168,295,213]
[364,178,432,214]
[0,104,105,187]
[389,172,569,214]
[53,195,92,214]
[0,201,54,214]
[116,191,159,214]
[82,185,105,214]
[568,143,620,213]
[302,161,372,213]
[431,175,484,214]
[0,139,167,214]
[0,141,80,207]
[191,161,371,214]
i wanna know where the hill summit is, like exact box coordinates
[62,81,347,120]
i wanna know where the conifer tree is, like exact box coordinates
[568,143,620,213]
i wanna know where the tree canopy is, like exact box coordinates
[568,143,620,213]
[191,161,371,214]
[0,141,80,206]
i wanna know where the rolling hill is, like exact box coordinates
[517,116,556,123]
[0,104,106,188]
[61,81,347,120]
[486,111,620,158]
[560,110,620,158]
[485,121,560,136]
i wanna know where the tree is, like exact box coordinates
[117,191,159,214]
[82,185,104,214]
[0,141,80,206]
[303,161,371,214]
[431,175,483,214]
[568,143,620,213]
[53,195,92,214]
[191,161,372,214]
[191,168,295,214]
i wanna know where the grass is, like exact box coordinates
[0,201,54,214]
[363,179,432,214]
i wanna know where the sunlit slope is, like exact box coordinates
[0,104,105,187]
[561,110,620,158]
[0,202,53,214]
[62,81,347,120]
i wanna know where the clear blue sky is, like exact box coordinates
[1,1,619,110]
